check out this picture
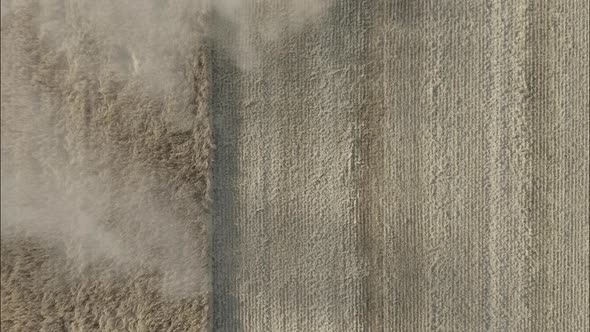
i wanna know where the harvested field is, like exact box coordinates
[211,0,589,331]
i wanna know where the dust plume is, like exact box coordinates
[211,0,334,70]
[1,0,211,299]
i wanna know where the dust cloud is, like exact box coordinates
[1,0,211,299]
[211,0,334,69]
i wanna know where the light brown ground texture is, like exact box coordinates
[2,1,589,332]
[211,0,589,331]
[1,1,210,331]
